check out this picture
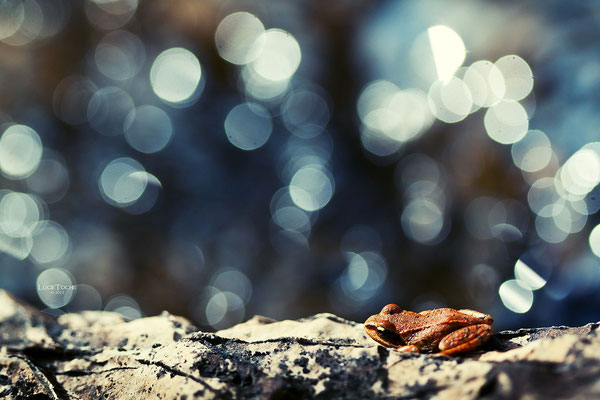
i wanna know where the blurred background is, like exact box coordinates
[1,0,600,331]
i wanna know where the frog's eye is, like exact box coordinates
[376,326,405,347]
[381,304,403,315]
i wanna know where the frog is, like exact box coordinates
[364,304,493,356]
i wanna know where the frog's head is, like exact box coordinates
[364,304,406,348]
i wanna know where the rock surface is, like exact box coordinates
[0,290,599,399]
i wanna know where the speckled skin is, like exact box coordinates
[364,304,493,355]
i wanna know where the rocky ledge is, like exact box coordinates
[0,290,598,399]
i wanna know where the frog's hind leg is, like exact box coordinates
[438,324,493,356]
[458,309,494,324]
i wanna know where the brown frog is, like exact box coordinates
[364,304,493,356]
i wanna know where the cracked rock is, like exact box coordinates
[0,290,599,399]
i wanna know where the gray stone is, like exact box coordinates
[0,289,598,399]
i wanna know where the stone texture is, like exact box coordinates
[0,290,599,399]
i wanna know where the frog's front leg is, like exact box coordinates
[438,324,493,356]
[396,344,420,353]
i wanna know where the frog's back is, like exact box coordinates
[398,308,484,350]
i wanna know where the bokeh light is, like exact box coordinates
[53,76,98,125]
[25,155,70,203]
[94,30,145,81]
[428,77,472,123]
[281,89,330,139]
[462,60,505,108]
[241,64,291,101]
[427,25,466,82]
[396,153,442,194]
[401,198,445,244]
[150,47,203,107]
[360,126,403,157]
[358,80,400,132]
[465,196,497,240]
[514,259,546,290]
[489,200,529,242]
[29,221,70,266]
[34,0,70,40]
[211,268,252,304]
[339,252,388,303]
[484,100,529,144]
[224,103,272,151]
[205,290,228,326]
[0,232,32,260]
[358,81,432,146]
[499,279,533,313]
[558,148,600,198]
[1,0,44,46]
[272,205,311,233]
[289,165,334,212]
[511,130,552,172]
[0,191,42,238]
[104,295,142,320]
[66,283,102,311]
[590,225,600,258]
[99,157,159,209]
[85,0,138,30]
[0,1,25,41]
[270,186,313,238]
[527,177,560,217]
[536,214,569,244]
[215,12,265,65]
[495,55,534,101]
[198,286,246,329]
[124,105,173,153]
[250,29,301,82]
[36,268,76,309]
[0,124,42,179]
[87,86,135,136]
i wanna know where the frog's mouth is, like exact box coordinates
[375,326,406,347]
[365,324,406,348]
